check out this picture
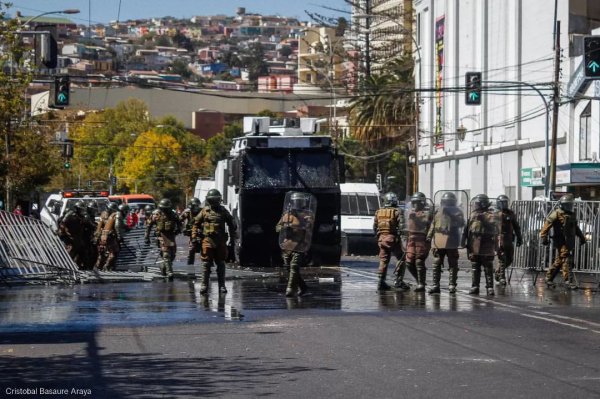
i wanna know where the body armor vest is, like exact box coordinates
[201,207,228,237]
[407,210,431,234]
[376,207,399,234]
[156,211,178,234]
[468,210,497,236]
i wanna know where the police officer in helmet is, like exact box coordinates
[145,198,181,280]
[373,192,404,291]
[192,189,237,294]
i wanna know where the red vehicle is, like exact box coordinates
[108,194,156,211]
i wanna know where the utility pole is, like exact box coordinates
[549,20,561,194]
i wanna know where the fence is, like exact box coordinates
[115,226,161,272]
[0,211,79,284]
[511,200,600,275]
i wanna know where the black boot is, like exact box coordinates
[200,262,211,295]
[286,265,299,297]
[448,266,458,294]
[216,262,227,294]
[394,261,410,290]
[484,263,494,296]
[414,261,426,292]
[297,274,308,296]
[428,264,441,294]
[377,272,391,291]
[469,263,481,295]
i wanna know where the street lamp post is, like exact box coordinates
[18,9,80,27]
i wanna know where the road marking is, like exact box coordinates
[337,266,600,334]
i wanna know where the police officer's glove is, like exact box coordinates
[516,238,522,247]
[541,238,550,246]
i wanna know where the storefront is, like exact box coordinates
[520,163,600,200]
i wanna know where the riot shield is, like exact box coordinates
[403,198,434,236]
[431,190,469,249]
[278,192,317,253]
[467,196,501,257]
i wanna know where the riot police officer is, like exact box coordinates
[192,189,236,295]
[427,192,465,293]
[58,200,87,268]
[540,194,586,289]
[276,192,316,297]
[396,192,432,291]
[180,197,202,265]
[145,198,181,280]
[95,202,124,271]
[495,195,522,285]
[82,201,99,269]
[373,192,403,291]
[462,194,499,295]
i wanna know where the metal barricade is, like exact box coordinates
[511,200,600,275]
[0,211,79,284]
[115,226,161,272]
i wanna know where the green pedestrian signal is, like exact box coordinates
[53,75,70,106]
[584,36,600,78]
[465,72,482,106]
[64,161,71,169]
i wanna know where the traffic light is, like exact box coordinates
[64,161,71,169]
[584,36,600,78]
[34,25,57,69]
[53,75,70,106]
[61,140,74,158]
[110,175,117,185]
[465,72,482,105]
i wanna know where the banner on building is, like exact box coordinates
[434,15,445,150]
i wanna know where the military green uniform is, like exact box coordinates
[402,208,433,290]
[81,209,98,270]
[276,210,313,296]
[463,207,499,295]
[58,210,86,268]
[540,208,585,288]
[192,204,236,294]
[495,208,522,284]
[145,208,180,279]
[95,210,125,271]
[180,207,201,265]
[374,206,403,290]
[427,206,465,293]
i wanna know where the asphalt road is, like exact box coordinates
[1,256,600,399]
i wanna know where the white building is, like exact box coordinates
[414,0,600,200]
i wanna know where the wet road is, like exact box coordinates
[1,256,600,398]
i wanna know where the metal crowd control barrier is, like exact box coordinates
[115,226,161,272]
[0,211,79,284]
[510,200,600,284]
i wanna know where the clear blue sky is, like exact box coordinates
[9,0,351,24]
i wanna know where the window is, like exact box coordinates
[580,103,592,160]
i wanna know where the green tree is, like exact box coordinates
[170,59,191,79]
[0,3,59,209]
[241,42,269,81]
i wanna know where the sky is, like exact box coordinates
[9,0,351,24]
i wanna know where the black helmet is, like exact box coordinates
[107,202,119,213]
[473,194,490,211]
[411,192,427,209]
[144,204,154,214]
[440,192,457,207]
[559,193,575,213]
[189,197,201,209]
[383,192,398,207]
[205,189,222,207]
[290,192,309,210]
[74,200,86,215]
[118,204,129,214]
[159,198,172,210]
[86,201,98,216]
[497,195,510,210]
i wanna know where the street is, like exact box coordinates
[1,254,600,399]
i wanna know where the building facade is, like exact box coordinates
[414,0,600,200]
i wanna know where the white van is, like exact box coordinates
[40,190,111,232]
[340,183,381,255]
